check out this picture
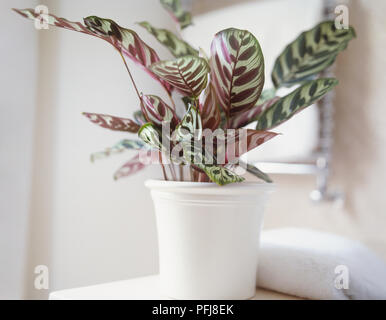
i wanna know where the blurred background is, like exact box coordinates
[1,0,385,299]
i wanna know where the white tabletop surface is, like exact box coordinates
[49,275,299,300]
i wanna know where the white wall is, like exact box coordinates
[0,0,38,299]
[26,0,177,298]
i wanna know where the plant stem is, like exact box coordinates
[159,152,168,181]
[167,90,176,110]
[179,165,184,181]
[119,51,143,107]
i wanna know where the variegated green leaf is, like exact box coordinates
[257,88,277,104]
[272,21,356,88]
[138,21,198,58]
[150,56,209,98]
[90,139,145,162]
[160,0,193,30]
[197,164,244,186]
[141,94,179,129]
[210,28,265,117]
[174,105,202,142]
[138,123,165,151]
[13,8,172,94]
[242,161,272,183]
[82,112,140,133]
[256,78,338,130]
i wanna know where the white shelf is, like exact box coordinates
[49,275,299,300]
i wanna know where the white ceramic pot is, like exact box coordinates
[145,179,274,300]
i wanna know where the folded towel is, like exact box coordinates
[257,228,386,300]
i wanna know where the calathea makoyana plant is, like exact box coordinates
[14,1,356,185]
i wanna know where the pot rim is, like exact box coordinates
[145,179,275,195]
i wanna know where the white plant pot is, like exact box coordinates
[145,179,274,300]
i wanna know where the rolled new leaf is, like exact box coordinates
[256,78,338,130]
[13,9,172,94]
[141,94,179,129]
[174,105,202,142]
[160,0,193,30]
[272,21,356,88]
[82,112,140,133]
[210,28,265,117]
[90,139,145,162]
[138,21,198,58]
[199,82,221,131]
[150,56,209,98]
[138,123,166,151]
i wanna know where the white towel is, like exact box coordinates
[257,228,386,300]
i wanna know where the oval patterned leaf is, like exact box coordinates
[90,139,146,162]
[256,78,338,130]
[113,154,147,180]
[160,0,193,30]
[272,21,356,88]
[150,56,209,98]
[199,82,221,130]
[13,9,172,94]
[138,21,198,58]
[141,95,179,129]
[210,28,265,117]
[82,112,140,133]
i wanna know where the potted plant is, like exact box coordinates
[14,0,355,300]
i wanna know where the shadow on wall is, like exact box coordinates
[333,0,385,233]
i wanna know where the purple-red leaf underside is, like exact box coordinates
[83,112,140,133]
[114,154,147,180]
[229,96,280,128]
[13,8,172,94]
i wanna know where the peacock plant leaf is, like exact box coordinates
[141,94,179,129]
[229,96,280,128]
[225,129,278,162]
[160,0,193,30]
[272,21,356,88]
[13,8,172,94]
[113,154,147,180]
[82,112,140,133]
[138,21,198,58]
[210,28,265,117]
[242,161,272,183]
[196,164,245,186]
[174,105,202,142]
[138,122,166,151]
[90,139,146,162]
[256,78,338,130]
[150,56,209,98]
[198,82,221,131]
